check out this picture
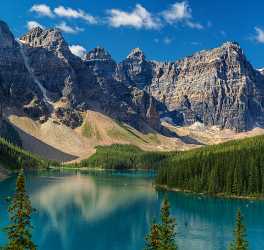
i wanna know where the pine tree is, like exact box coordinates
[159,196,177,250]
[229,209,248,250]
[144,221,160,250]
[5,169,36,250]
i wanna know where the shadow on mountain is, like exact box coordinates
[11,123,78,162]
[178,135,204,145]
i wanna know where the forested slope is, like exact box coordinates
[73,144,172,170]
[0,137,54,170]
[156,135,264,197]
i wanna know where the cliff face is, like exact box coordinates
[150,42,264,131]
[0,20,263,133]
[120,42,264,131]
[0,21,45,115]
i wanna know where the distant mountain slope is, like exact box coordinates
[7,110,201,162]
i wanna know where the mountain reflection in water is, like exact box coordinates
[31,174,157,250]
[33,175,155,222]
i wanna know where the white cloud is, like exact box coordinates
[56,22,84,34]
[69,45,87,58]
[27,21,44,30]
[162,1,191,23]
[255,27,264,43]
[107,4,160,29]
[162,1,203,29]
[164,36,173,44]
[185,20,203,29]
[54,6,97,24]
[30,4,54,18]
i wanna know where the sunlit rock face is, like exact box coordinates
[121,42,264,131]
[152,42,256,130]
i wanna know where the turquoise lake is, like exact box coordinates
[0,170,264,250]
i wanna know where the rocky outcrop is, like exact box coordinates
[54,107,83,128]
[19,27,79,101]
[117,48,153,89]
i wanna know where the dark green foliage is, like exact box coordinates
[144,222,160,250]
[0,137,50,170]
[159,196,177,250]
[73,144,172,170]
[156,135,264,197]
[144,196,177,250]
[0,120,22,147]
[229,209,248,250]
[5,169,36,250]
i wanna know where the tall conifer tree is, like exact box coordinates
[144,221,160,250]
[159,196,177,250]
[229,209,248,250]
[5,169,36,250]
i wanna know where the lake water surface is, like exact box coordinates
[0,170,264,250]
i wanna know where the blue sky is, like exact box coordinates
[1,0,264,68]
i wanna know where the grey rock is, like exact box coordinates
[0,20,17,49]
[54,107,83,128]
[0,21,41,109]
[120,42,264,131]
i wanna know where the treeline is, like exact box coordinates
[66,135,264,197]
[0,137,54,170]
[70,144,173,170]
[156,135,264,197]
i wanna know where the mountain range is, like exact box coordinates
[1,19,264,161]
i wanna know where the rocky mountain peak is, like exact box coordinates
[220,41,244,57]
[127,48,145,61]
[0,20,16,49]
[221,41,241,49]
[85,47,112,61]
[20,28,69,52]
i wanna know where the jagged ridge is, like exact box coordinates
[0,20,264,133]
